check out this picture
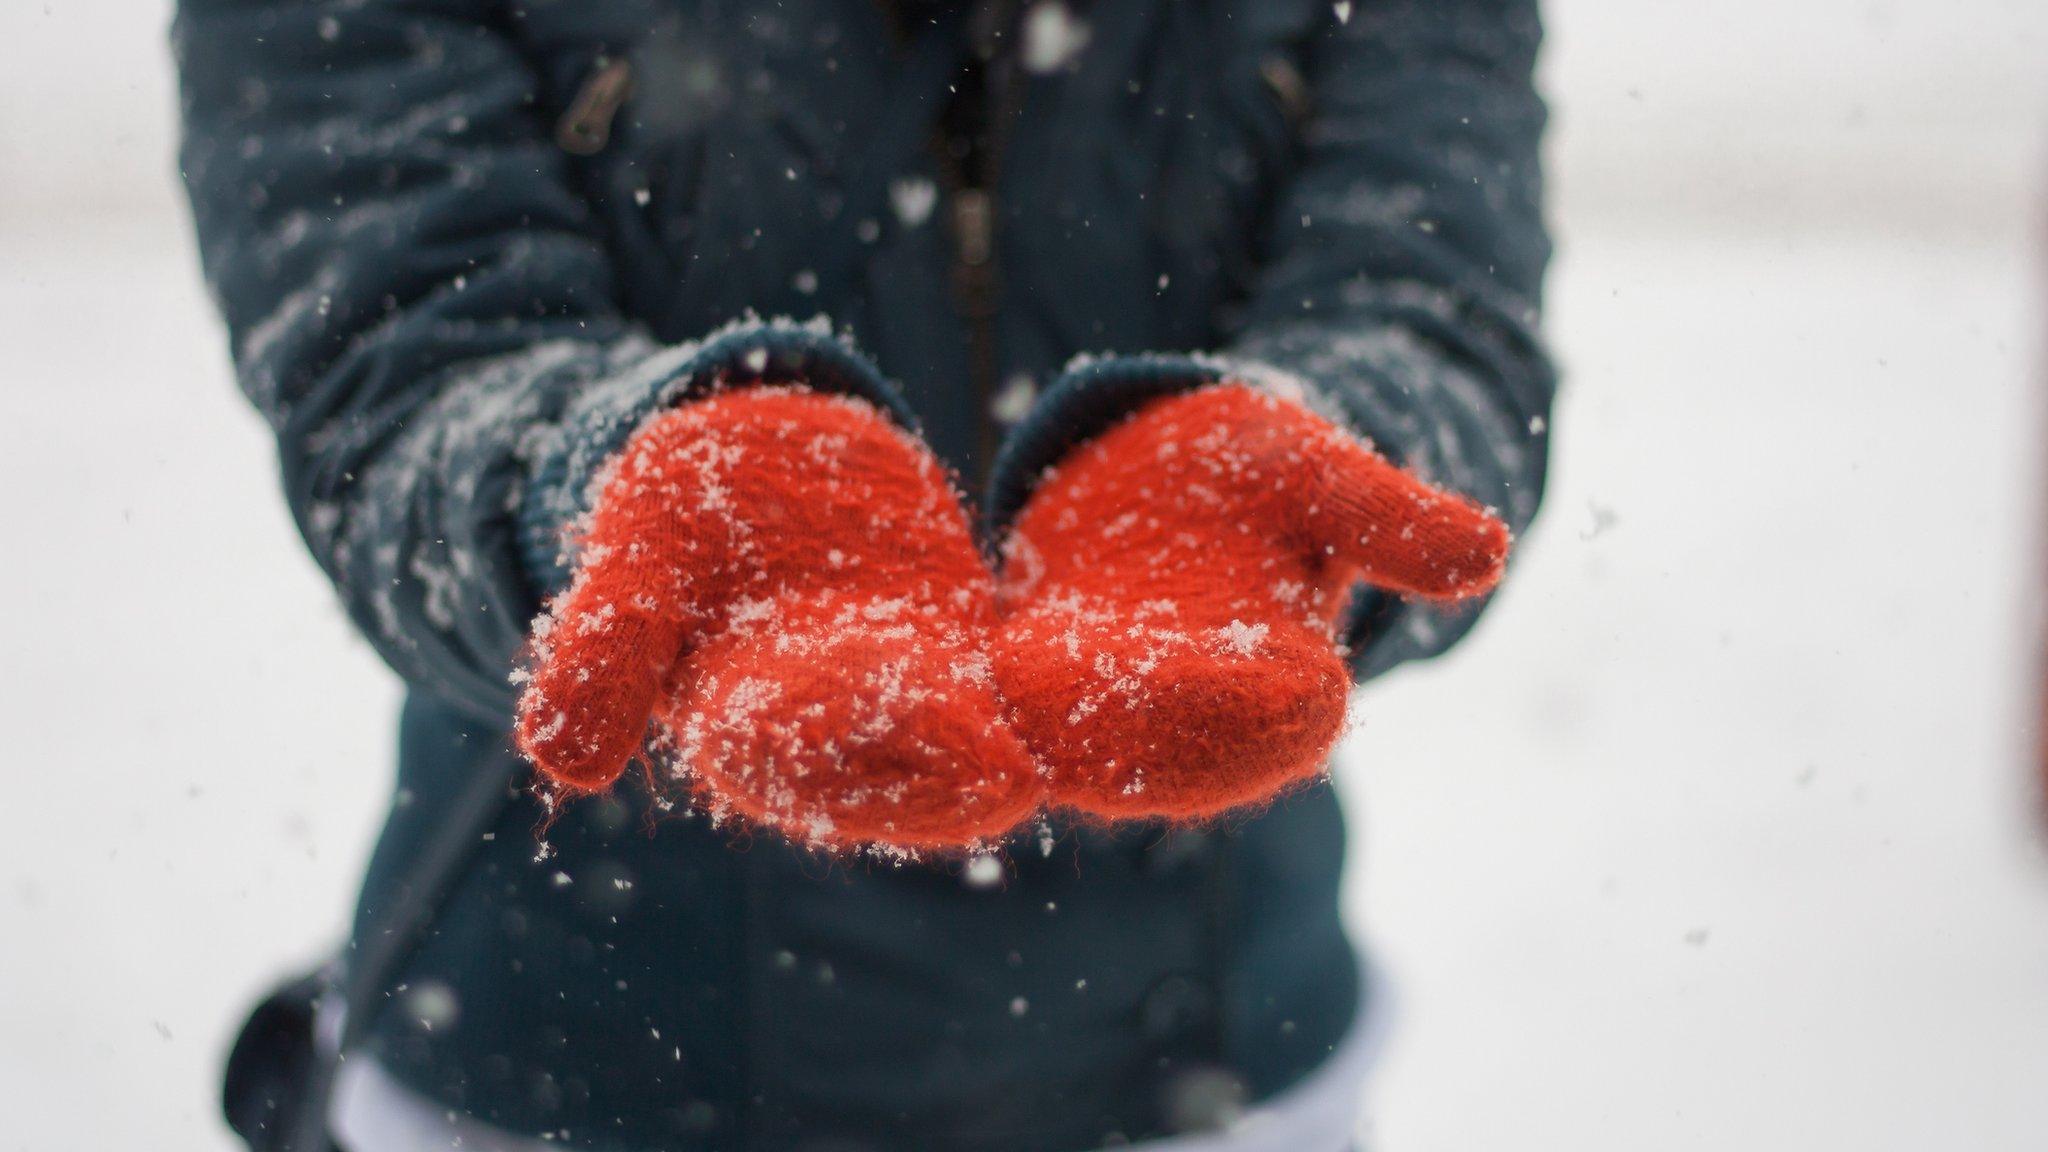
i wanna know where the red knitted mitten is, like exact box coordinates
[517,386,1040,852]
[994,383,1510,821]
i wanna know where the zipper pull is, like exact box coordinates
[954,188,994,269]
[951,188,999,317]
[556,56,635,155]
[1258,55,1313,127]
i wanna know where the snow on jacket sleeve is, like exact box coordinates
[174,1,909,719]
[988,0,1555,680]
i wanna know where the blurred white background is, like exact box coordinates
[3,1,2047,1149]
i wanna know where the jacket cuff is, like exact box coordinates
[517,319,917,594]
[982,352,1415,679]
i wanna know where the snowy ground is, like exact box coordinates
[4,1,2047,1150]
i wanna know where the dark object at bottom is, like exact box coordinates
[222,971,337,1152]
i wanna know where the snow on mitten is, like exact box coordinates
[517,386,1041,853]
[994,383,1510,821]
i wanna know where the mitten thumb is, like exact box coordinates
[1300,429,1511,601]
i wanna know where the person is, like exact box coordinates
[176,1,1555,1149]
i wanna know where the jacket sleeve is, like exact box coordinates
[174,0,909,719]
[987,0,1555,680]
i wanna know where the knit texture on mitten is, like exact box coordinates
[516,386,1040,853]
[995,383,1510,822]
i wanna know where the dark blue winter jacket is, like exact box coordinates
[176,1,1553,1148]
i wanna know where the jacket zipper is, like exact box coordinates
[942,4,1024,492]
[949,180,1000,484]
